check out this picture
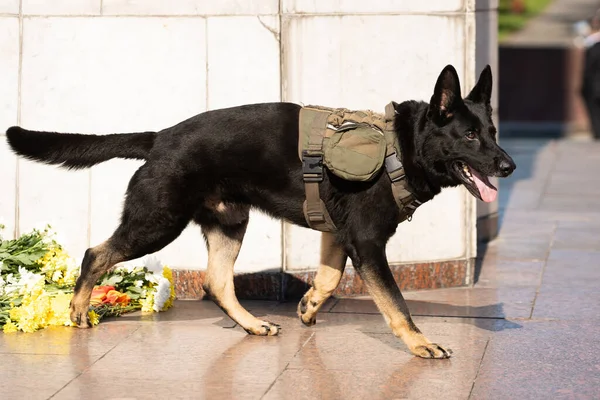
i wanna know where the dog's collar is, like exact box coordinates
[383,102,422,222]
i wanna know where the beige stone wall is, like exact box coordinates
[0,0,497,273]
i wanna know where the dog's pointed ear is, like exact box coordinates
[429,65,462,121]
[466,65,493,104]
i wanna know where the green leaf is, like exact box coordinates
[125,291,141,300]
[99,275,123,287]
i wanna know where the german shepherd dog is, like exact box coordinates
[6,64,515,359]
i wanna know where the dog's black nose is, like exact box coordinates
[498,159,516,177]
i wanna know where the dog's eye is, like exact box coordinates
[465,130,477,140]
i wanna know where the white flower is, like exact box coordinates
[5,273,16,285]
[145,272,159,285]
[152,277,171,312]
[51,270,63,282]
[115,259,138,273]
[142,255,163,273]
[17,267,45,291]
[2,268,45,296]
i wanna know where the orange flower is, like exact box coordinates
[105,290,130,306]
[90,286,115,305]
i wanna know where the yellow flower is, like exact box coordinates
[48,292,73,326]
[37,246,80,286]
[88,310,100,326]
[162,266,176,310]
[3,320,18,333]
[9,307,21,321]
[9,279,52,333]
[140,292,155,313]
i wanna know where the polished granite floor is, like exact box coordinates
[2,138,600,400]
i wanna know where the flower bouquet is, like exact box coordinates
[0,224,176,333]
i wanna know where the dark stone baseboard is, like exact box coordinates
[173,258,474,301]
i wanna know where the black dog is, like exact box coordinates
[6,64,514,359]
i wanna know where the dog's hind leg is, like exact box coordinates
[297,232,347,326]
[201,217,280,336]
[70,241,127,327]
[70,216,191,328]
[70,166,194,328]
[347,239,452,359]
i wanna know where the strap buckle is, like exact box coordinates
[385,153,405,182]
[302,151,324,182]
[306,209,326,223]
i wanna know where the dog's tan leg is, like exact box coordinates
[346,240,452,359]
[359,262,452,359]
[202,223,280,336]
[70,241,126,328]
[298,232,347,326]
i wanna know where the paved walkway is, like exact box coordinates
[504,0,600,46]
[2,137,600,399]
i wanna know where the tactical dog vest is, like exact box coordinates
[298,102,423,232]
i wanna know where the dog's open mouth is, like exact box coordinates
[454,162,497,203]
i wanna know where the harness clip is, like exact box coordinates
[385,153,405,182]
[302,151,324,182]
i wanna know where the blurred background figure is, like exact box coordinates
[498,0,600,140]
[573,19,591,47]
[580,10,600,139]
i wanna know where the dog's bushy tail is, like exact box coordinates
[5,127,156,170]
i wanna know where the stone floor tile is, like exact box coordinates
[52,321,313,399]
[556,219,600,230]
[264,365,475,400]
[499,209,600,225]
[106,298,237,328]
[498,182,545,210]
[547,248,600,264]
[264,319,503,400]
[546,176,600,196]
[475,259,544,287]
[494,220,556,240]
[0,323,139,356]
[552,226,600,250]
[0,354,96,400]
[480,237,552,261]
[53,378,207,400]
[247,305,511,341]
[540,194,600,213]
[532,286,600,321]
[541,249,600,289]
[271,297,338,314]
[470,320,600,399]
[330,287,537,319]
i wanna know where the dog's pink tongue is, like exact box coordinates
[470,169,497,203]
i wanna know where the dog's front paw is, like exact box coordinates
[243,320,281,336]
[69,308,92,329]
[69,297,93,329]
[411,343,452,359]
[297,291,317,326]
